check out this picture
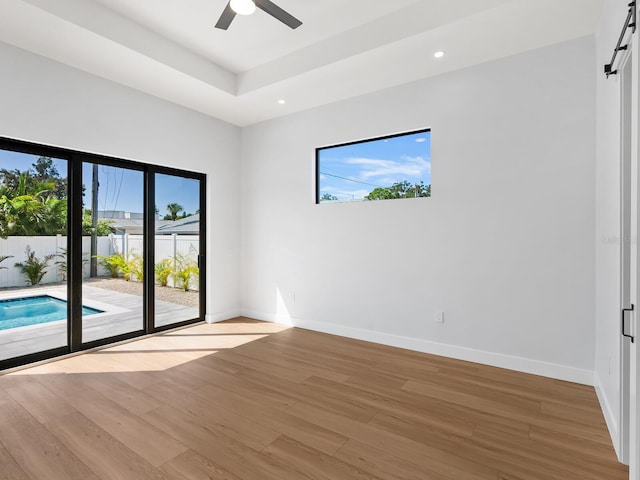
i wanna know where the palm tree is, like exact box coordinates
[0,173,67,238]
[166,203,184,221]
[0,190,66,237]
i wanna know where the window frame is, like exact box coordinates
[315,128,432,204]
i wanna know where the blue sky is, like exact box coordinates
[0,149,199,217]
[318,130,431,202]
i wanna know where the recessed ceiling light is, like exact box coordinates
[230,0,256,16]
[434,51,446,58]
[278,99,286,105]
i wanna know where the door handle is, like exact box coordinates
[622,304,635,343]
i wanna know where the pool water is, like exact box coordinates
[0,295,103,330]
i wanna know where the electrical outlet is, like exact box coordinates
[435,311,444,324]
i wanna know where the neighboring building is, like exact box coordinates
[99,210,143,220]
[98,211,197,235]
[155,214,199,235]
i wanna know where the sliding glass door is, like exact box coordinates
[0,147,69,363]
[81,162,145,344]
[153,172,203,329]
[0,137,206,370]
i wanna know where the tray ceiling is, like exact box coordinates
[0,0,603,126]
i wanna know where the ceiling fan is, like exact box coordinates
[215,0,302,30]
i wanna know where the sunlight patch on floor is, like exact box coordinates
[7,320,291,375]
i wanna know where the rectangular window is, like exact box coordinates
[316,129,431,203]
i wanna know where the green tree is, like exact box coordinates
[0,173,67,238]
[82,210,115,236]
[0,157,67,200]
[164,203,184,221]
[319,193,338,202]
[0,162,69,237]
[0,169,22,193]
[32,157,67,199]
[365,181,431,201]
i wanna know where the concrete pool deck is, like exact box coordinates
[0,284,199,362]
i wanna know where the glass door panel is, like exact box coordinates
[0,150,69,361]
[81,163,144,343]
[154,173,201,328]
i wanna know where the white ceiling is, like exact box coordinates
[0,0,603,126]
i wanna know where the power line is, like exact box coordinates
[111,168,125,213]
[99,165,109,215]
[319,171,382,188]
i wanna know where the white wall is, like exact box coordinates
[594,0,634,460]
[0,41,241,320]
[241,36,596,384]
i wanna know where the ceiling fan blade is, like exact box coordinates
[255,0,302,29]
[215,2,236,30]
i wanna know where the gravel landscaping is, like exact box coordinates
[84,277,199,307]
[0,277,199,307]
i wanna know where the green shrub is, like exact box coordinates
[97,253,125,278]
[171,252,199,292]
[154,259,173,287]
[127,252,143,282]
[97,251,143,282]
[14,246,54,285]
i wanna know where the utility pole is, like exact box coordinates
[90,164,99,277]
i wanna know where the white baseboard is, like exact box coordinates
[205,310,241,324]
[594,371,621,461]
[241,309,594,386]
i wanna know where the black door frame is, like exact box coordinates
[146,166,206,334]
[0,137,207,370]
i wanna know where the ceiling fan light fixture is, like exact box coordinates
[230,0,256,16]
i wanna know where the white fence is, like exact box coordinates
[114,234,200,290]
[113,234,199,265]
[0,234,199,289]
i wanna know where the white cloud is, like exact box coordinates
[378,177,398,185]
[415,137,427,143]
[346,156,430,179]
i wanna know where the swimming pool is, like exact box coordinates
[0,295,103,330]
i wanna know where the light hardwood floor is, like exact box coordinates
[0,318,629,480]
